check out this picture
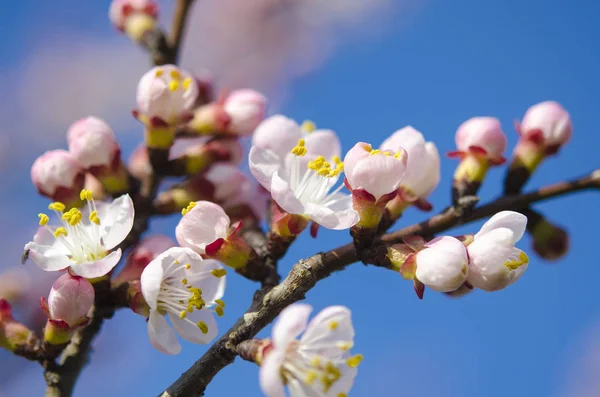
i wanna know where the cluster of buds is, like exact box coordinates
[109,0,159,43]
[388,211,529,297]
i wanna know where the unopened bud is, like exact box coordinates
[109,0,159,42]
[114,235,176,285]
[31,150,85,207]
[0,299,34,352]
[530,217,569,261]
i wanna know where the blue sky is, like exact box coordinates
[1,1,600,396]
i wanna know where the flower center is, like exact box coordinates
[288,139,346,206]
[504,251,529,271]
[155,258,227,335]
[37,189,106,264]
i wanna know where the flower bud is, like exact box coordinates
[449,117,507,203]
[169,137,244,175]
[344,142,407,228]
[187,89,266,136]
[67,117,129,195]
[0,299,34,352]
[380,126,441,218]
[193,71,215,107]
[128,144,152,184]
[134,65,199,149]
[415,236,469,293]
[113,235,177,285]
[31,150,85,207]
[109,0,158,42]
[530,216,569,261]
[40,274,94,345]
[154,164,247,214]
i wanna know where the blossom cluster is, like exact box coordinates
[0,2,576,396]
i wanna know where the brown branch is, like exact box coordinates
[159,170,600,397]
[169,0,196,64]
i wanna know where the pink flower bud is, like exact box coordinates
[415,236,469,293]
[114,235,177,285]
[453,117,507,164]
[84,174,106,201]
[135,65,199,129]
[109,0,158,41]
[222,89,267,136]
[41,273,94,328]
[67,117,120,169]
[518,101,572,154]
[0,299,33,352]
[31,150,85,205]
[128,144,152,183]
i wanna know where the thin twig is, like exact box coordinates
[159,170,599,397]
[169,0,196,64]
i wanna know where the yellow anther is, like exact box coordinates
[54,227,68,238]
[291,139,307,157]
[337,394,348,397]
[333,156,342,165]
[170,69,182,80]
[301,120,316,133]
[394,150,404,159]
[328,321,339,331]
[48,202,66,212]
[155,68,164,77]
[304,371,318,385]
[169,80,180,92]
[89,211,100,225]
[181,201,197,216]
[182,77,192,91]
[179,310,187,319]
[181,278,188,285]
[174,260,179,264]
[310,357,321,367]
[369,149,381,156]
[505,252,529,270]
[215,299,226,308]
[63,208,83,226]
[197,321,209,334]
[211,268,227,278]
[185,263,191,269]
[338,342,353,351]
[347,354,364,368]
[361,143,373,152]
[79,189,93,201]
[38,213,49,226]
[215,306,224,317]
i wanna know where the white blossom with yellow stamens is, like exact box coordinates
[24,190,134,278]
[260,304,360,397]
[140,247,226,355]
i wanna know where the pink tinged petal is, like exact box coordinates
[304,198,359,230]
[475,211,527,243]
[249,146,283,190]
[415,236,468,292]
[31,150,84,196]
[252,115,302,159]
[304,129,341,161]
[48,273,94,326]
[148,311,182,355]
[140,248,177,310]
[176,201,230,253]
[67,117,119,168]
[380,126,426,153]
[24,242,72,272]
[97,194,135,250]
[168,309,218,344]
[521,101,572,146]
[259,348,287,397]
[223,89,266,135]
[347,152,406,200]
[272,303,312,348]
[418,142,441,198]
[69,249,122,278]
[270,172,305,215]
[455,117,507,160]
[343,142,372,180]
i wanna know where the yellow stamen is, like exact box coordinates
[291,139,307,157]
[304,371,318,385]
[347,354,364,368]
[301,120,316,133]
[361,143,373,152]
[369,149,381,156]
[215,306,224,317]
[182,77,192,91]
[170,69,182,80]
[197,321,209,334]
[505,252,529,270]
[215,299,225,308]
[48,202,65,212]
[155,68,164,77]
[337,394,348,397]
[169,80,180,92]
[54,227,68,238]
[310,357,321,367]
[62,208,83,226]
[179,310,187,319]
[338,342,353,351]
[394,150,404,159]
[328,321,339,331]
[181,278,188,285]
[181,201,197,216]
[211,268,227,278]
[89,211,100,225]
[185,263,191,269]
[79,189,93,201]
[38,213,49,226]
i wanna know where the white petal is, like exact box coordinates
[304,129,341,161]
[305,198,359,230]
[24,242,72,272]
[168,309,218,345]
[475,211,527,243]
[272,303,312,348]
[69,249,122,278]
[252,115,302,158]
[300,306,354,358]
[249,146,283,190]
[140,248,180,310]
[175,201,230,253]
[328,365,358,396]
[259,348,287,397]
[97,194,135,250]
[271,172,305,215]
[416,237,468,292]
[148,311,182,355]
[196,260,226,302]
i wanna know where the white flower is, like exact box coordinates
[249,129,358,230]
[24,190,134,278]
[415,236,468,292]
[260,304,360,397]
[467,211,529,292]
[140,247,226,355]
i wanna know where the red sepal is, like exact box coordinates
[399,253,417,280]
[0,299,13,321]
[468,145,488,157]
[446,150,465,159]
[288,216,307,236]
[514,119,522,135]
[229,221,243,237]
[413,279,425,300]
[352,188,376,203]
[310,222,320,239]
[205,238,225,256]
[376,190,398,205]
[149,116,169,128]
[402,235,426,252]
[131,109,140,120]
[413,197,433,212]
[524,128,545,145]
[214,107,232,131]
[48,319,70,330]
[489,156,506,166]
[179,112,195,124]
[40,297,51,318]
[343,177,352,191]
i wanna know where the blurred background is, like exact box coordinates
[1,0,600,396]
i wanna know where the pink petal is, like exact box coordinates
[249,146,283,190]
[69,249,122,278]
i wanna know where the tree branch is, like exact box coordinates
[159,170,600,397]
[169,0,196,64]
